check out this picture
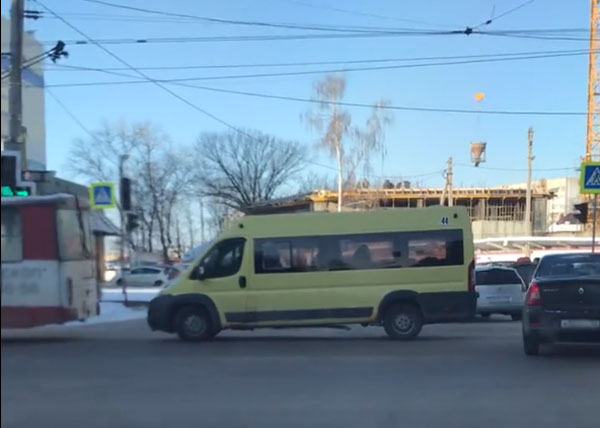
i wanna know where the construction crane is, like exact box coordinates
[585,0,600,161]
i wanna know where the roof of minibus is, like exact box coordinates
[222,206,471,239]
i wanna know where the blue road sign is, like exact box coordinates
[580,162,600,194]
[90,182,116,209]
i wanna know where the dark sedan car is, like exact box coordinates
[522,253,600,356]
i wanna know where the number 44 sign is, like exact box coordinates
[580,162,600,194]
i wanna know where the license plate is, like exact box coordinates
[560,319,600,329]
[487,297,510,303]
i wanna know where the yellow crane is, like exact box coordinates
[585,0,600,161]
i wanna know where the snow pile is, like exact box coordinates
[101,287,160,303]
[64,302,146,326]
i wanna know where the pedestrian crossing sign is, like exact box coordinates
[90,182,116,209]
[580,162,600,194]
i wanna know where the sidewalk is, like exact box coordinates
[101,286,160,305]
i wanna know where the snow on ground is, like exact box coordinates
[101,287,160,303]
[62,302,147,327]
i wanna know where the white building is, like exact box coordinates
[1,16,46,170]
[507,176,582,233]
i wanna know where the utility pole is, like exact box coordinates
[447,157,454,207]
[525,127,534,238]
[8,0,26,171]
[440,157,454,206]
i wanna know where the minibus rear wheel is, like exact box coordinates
[383,303,423,340]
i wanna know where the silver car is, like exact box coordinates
[475,266,527,320]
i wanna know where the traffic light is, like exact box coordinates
[1,154,17,189]
[1,154,31,197]
[126,212,140,232]
[574,203,589,224]
[120,177,132,211]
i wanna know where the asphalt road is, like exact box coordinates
[2,316,599,428]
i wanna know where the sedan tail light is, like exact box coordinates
[525,282,542,306]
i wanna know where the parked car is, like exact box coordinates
[475,266,526,320]
[522,252,600,356]
[115,266,168,287]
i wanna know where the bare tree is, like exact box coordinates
[194,129,307,212]
[136,139,195,263]
[68,120,195,262]
[67,120,141,182]
[304,75,351,211]
[304,75,393,211]
[298,173,336,193]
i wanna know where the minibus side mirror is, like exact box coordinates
[191,265,207,280]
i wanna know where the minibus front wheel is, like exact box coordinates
[174,306,215,342]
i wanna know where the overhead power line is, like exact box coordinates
[477,0,537,28]
[43,49,594,90]
[44,63,587,117]
[45,88,97,140]
[167,84,588,117]
[43,31,459,46]
[40,28,590,46]
[33,0,338,173]
[80,0,449,34]
[43,48,591,72]
[1,41,67,80]
[78,0,588,44]
[284,0,459,29]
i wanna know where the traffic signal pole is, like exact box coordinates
[119,155,129,306]
[593,194,598,252]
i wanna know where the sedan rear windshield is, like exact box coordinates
[476,269,522,286]
[535,253,600,278]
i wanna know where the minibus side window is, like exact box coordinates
[337,234,400,270]
[200,239,245,278]
[1,207,23,262]
[254,229,464,274]
[406,229,464,267]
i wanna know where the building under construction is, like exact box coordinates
[247,186,551,239]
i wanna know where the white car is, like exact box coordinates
[475,266,527,320]
[115,266,168,288]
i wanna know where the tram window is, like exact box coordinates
[1,208,23,262]
[57,209,91,261]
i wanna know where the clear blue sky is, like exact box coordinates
[2,0,590,189]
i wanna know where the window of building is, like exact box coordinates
[1,207,23,262]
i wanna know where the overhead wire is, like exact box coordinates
[33,0,339,173]
[43,66,587,117]
[41,48,593,72]
[40,27,591,46]
[79,0,449,34]
[42,49,593,101]
[475,0,537,28]
[283,0,459,29]
[1,46,62,80]
[45,88,98,140]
